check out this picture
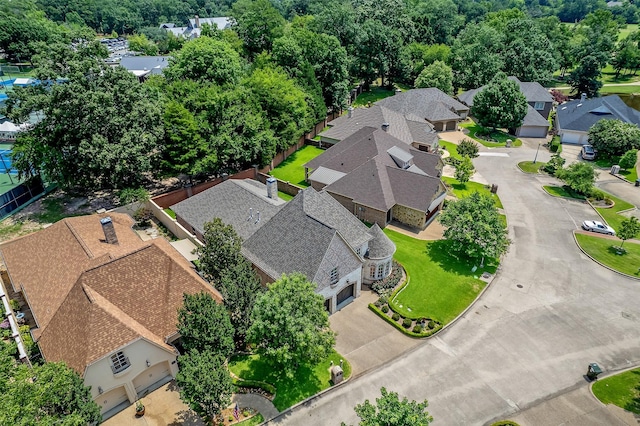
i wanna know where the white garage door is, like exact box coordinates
[561,131,587,144]
[518,126,548,138]
[133,361,171,396]
[97,386,128,414]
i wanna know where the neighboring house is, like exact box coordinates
[118,56,170,80]
[243,188,396,313]
[305,126,446,230]
[161,15,232,39]
[376,88,469,131]
[319,104,439,152]
[0,213,221,418]
[555,94,640,144]
[0,119,26,141]
[172,178,286,241]
[458,76,552,138]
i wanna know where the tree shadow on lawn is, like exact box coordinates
[424,240,498,276]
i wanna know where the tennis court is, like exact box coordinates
[0,144,23,191]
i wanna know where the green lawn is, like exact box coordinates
[237,414,265,425]
[441,176,503,209]
[595,157,639,182]
[269,145,324,188]
[542,185,586,199]
[592,368,640,414]
[595,193,635,233]
[576,234,640,276]
[352,86,397,107]
[277,191,293,201]
[228,350,351,411]
[518,161,545,174]
[619,24,639,41]
[600,85,640,94]
[439,140,461,160]
[384,230,493,323]
[459,122,522,147]
[619,167,639,184]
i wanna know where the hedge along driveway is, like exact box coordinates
[384,229,495,323]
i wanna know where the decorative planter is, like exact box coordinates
[135,407,145,417]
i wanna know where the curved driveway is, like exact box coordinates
[270,143,640,425]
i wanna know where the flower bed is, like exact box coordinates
[370,261,404,295]
[369,300,443,338]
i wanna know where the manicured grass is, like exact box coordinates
[228,350,351,411]
[352,86,397,107]
[439,140,461,160]
[595,155,620,169]
[619,167,639,184]
[600,85,640,94]
[592,368,640,414]
[594,193,635,233]
[277,191,293,201]
[163,208,176,219]
[518,161,545,174]
[384,230,493,323]
[269,145,324,188]
[459,122,522,147]
[576,233,640,277]
[542,185,586,199]
[619,24,639,41]
[237,413,265,425]
[441,176,503,209]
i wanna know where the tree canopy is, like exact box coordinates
[248,273,336,378]
[197,218,245,283]
[618,216,640,248]
[348,387,433,426]
[588,119,640,158]
[555,162,599,195]
[471,73,528,131]
[414,60,453,95]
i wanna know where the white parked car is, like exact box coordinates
[581,220,616,235]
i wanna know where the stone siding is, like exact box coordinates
[392,204,426,229]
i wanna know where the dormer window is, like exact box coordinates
[110,351,130,374]
[330,267,339,285]
[534,102,545,110]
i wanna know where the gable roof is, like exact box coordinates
[242,189,368,285]
[171,179,286,240]
[522,104,552,127]
[119,56,171,75]
[0,213,219,374]
[458,76,553,107]
[556,95,640,133]
[376,88,468,120]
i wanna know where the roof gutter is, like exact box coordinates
[0,278,31,367]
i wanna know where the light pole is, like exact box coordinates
[533,143,541,164]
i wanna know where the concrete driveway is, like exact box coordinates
[269,144,640,425]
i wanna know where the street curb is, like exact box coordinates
[572,231,640,281]
[588,363,640,408]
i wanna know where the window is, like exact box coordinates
[384,261,391,276]
[110,351,130,374]
[534,102,545,110]
[369,264,377,279]
[330,267,339,285]
[377,264,384,279]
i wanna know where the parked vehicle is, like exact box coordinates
[581,220,615,235]
[581,144,596,160]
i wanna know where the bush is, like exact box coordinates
[371,262,404,295]
[543,153,565,174]
[381,305,389,313]
[392,313,400,321]
[445,157,461,167]
[9,299,19,311]
[588,188,607,201]
[428,320,436,330]
[133,207,153,227]
[117,187,149,205]
[619,149,638,170]
[413,325,423,333]
[402,318,413,328]
[457,138,479,158]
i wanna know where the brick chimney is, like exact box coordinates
[100,217,118,244]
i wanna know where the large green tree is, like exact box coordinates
[347,387,433,426]
[439,191,510,265]
[471,73,528,131]
[177,292,235,358]
[414,60,453,94]
[454,156,475,184]
[618,216,640,248]
[555,162,599,195]
[588,119,640,158]
[231,0,285,58]
[248,273,335,378]
[197,218,244,283]
[451,24,503,90]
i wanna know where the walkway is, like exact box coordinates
[231,394,279,421]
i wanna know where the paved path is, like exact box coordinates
[268,144,640,425]
[231,393,279,421]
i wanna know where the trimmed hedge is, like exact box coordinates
[232,377,276,396]
[368,304,443,338]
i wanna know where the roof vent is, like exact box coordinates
[381,122,390,132]
[254,211,260,224]
[100,217,118,244]
[580,93,587,102]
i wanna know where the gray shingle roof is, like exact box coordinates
[119,56,171,72]
[189,17,232,29]
[458,77,552,107]
[376,88,468,119]
[405,118,440,145]
[170,179,285,240]
[521,104,551,127]
[242,188,367,286]
[556,95,640,133]
[367,223,396,259]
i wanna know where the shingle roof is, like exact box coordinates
[376,88,468,119]
[521,104,551,127]
[242,189,366,287]
[119,56,171,72]
[367,224,396,259]
[0,214,219,374]
[171,179,285,240]
[556,95,640,133]
[458,76,552,107]
[189,17,232,29]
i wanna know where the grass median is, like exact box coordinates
[592,367,640,414]
[575,233,640,276]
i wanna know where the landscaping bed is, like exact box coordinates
[369,299,443,338]
[592,367,640,414]
[442,177,504,208]
[459,122,522,147]
[542,185,586,199]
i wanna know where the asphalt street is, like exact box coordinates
[269,143,640,425]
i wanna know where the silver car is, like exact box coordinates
[581,145,596,160]
[581,220,615,235]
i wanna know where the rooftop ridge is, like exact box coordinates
[64,220,95,259]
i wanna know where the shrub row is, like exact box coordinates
[231,378,276,396]
[368,304,443,338]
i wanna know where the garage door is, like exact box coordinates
[517,126,548,138]
[133,361,171,396]
[97,386,128,414]
[337,284,354,305]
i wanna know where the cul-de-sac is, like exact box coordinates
[1,1,640,425]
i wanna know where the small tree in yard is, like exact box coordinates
[197,218,244,283]
[555,162,599,196]
[588,119,640,158]
[543,154,566,175]
[618,216,640,249]
[471,72,528,132]
[176,349,233,421]
[248,273,335,378]
[619,149,638,171]
[457,138,479,158]
[454,156,475,184]
[345,387,433,426]
[438,192,510,266]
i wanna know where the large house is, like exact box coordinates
[319,104,439,152]
[305,126,446,230]
[555,94,640,144]
[0,213,221,418]
[118,56,171,80]
[171,178,396,313]
[376,88,469,131]
[160,15,232,39]
[458,76,552,138]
